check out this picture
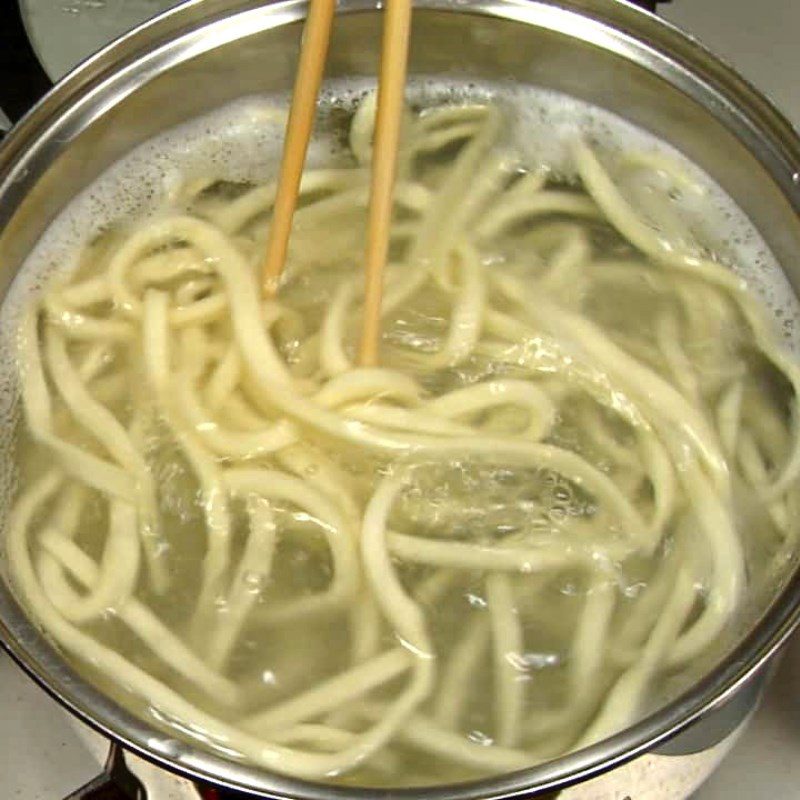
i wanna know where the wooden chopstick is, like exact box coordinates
[358,0,413,366]
[261,0,336,297]
[259,0,412,367]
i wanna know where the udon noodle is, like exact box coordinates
[5,91,800,786]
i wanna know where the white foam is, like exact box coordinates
[323,76,800,351]
[1,78,798,520]
[411,78,800,350]
[10,78,799,343]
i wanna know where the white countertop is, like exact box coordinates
[664,0,800,131]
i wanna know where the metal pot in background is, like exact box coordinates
[1,0,800,797]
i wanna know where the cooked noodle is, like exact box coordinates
[5,94,799,785]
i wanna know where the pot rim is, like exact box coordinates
[2,1,800,797]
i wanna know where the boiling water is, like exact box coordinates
[2,79,799,787]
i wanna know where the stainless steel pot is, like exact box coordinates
[2,1,800,797]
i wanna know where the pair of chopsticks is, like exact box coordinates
[261,0,413,367]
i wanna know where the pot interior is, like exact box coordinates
[2,1,800,797]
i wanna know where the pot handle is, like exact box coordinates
[64,742,148,800]
[0,2,53,130]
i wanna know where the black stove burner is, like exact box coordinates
[0,2,52,125]
[65,744,146,800]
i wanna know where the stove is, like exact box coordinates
[2,1,800,798]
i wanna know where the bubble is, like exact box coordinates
[213,595,228,611]
[467,730,494,747]
[553,486,571,503]
[242,570,267,593]
[261,669,277,685]
[516,651,560,670]
[624,581,647,599]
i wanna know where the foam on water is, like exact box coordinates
[1,77,798,521]
[331,76,800,349]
